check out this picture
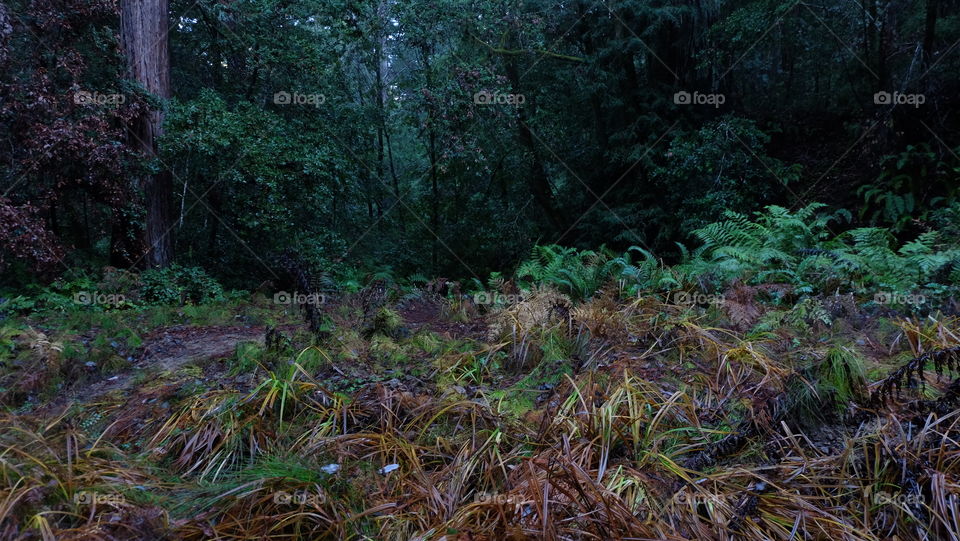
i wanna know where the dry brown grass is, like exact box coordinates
[3,298,960,540]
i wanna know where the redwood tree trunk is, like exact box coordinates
[121,0,172,268]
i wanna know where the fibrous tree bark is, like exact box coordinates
[120,0,173,268]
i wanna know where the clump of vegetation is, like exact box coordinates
[677,203,960,302]
[371,307,404,337]
[369,334,407,365]
[140,264,225,305]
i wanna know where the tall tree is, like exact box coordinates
[120,0,173,268]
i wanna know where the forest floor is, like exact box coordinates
[41,325,286,413]
[1,286,959,540]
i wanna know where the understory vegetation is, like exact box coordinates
[2,205,960,539]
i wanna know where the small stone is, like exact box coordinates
[379,463,400,474]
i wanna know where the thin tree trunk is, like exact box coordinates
[385,128,405,232]
[922,0,938,69]
[207,188,220,259]
[375,11,406,233]
[421,43,440,270]
[502,42,564,232]
[375,38,387,233]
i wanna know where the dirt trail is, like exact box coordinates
[398,299,487,340]
[48,325,273,411]
[48,299,485,412]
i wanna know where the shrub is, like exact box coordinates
[140,264,224,305]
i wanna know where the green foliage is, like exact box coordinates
[160,90,351,286]
[231,341,264,376]
[506,202,959,313]
[369,335,408,365]
[678,203,960,300]
[647,117,803,242]
[616,246,683,294]
[1,273,136,315]
[372,308,403,336]
[684,203,843,285]
[858,144,960,230]
[140,264,224,305]
[790,346,867,421]
[818,346,866,408]
[784,298,832,331]
[0,325,21,367]
[515,245,625,301]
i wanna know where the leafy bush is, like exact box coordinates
[1,273,117,314]
[650,116,803,240]
[140,264,224,305]
[858,143,960,231]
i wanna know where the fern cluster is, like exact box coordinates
[503,203,960,308]
[488,203,960,308]
[514,245,621,301]
[678,203,960,303]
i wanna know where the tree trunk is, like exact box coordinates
[121,0,173,268]
[922,0,938,69]
[375,8,406,233]
[503,43,565,232]
[0,1,11,67]
[421,43,441,271]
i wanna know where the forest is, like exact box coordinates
[1,0,959,539]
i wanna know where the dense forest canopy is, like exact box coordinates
[1,0,957,285]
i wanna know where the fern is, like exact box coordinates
[514,202,959,307]
[678,203,959,301]
[406,273,429,285]
[512,244,626,301]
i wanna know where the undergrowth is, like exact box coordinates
[2,204,960,539]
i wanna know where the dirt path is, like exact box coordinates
[47,325,274,411]
[398,299,487,340]
[46,299,485,413]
